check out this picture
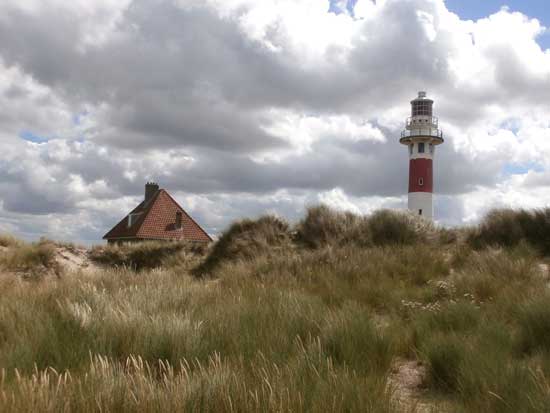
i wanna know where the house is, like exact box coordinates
[103,182,212,244]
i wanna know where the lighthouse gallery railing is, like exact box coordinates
[400,129,443,139]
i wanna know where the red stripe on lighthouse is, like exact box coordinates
[409,158,433,193]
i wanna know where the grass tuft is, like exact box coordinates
[296,205,371,248]
[516,296,550,354]
[89,241,202,271]
[368,209,428,246]
[0,234,24,248]
[0,239,61,277]
[421,333,465,392]
[468,208,550,254]
[194,215,292,276]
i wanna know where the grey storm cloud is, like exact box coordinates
[0,1,451,123]
[0,0,549,242]
[155,129,501,198]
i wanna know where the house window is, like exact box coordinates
[418,142,425,153]
[128,213,142,228]
[418,178,424,186]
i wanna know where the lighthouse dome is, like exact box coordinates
[410,91,433,117]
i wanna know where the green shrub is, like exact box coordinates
[194,215,292,276]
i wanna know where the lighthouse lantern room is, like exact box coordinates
[399,91,444,220]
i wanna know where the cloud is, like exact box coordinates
[0,0,549,243]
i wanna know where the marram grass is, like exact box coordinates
[2,206,550,412]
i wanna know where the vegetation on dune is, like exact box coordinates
[194,215,292,276]
[0,238,61,277]
[296,205,371,248]
[295,206,432,249]
[2,205,550,411]
[197,206,438,278]
[468,208,550,254]
[89,241,205,271]
[0,233,24,248]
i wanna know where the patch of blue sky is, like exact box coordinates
[19,130,50,143]
[499,118,521,135]
[72,110,89,126]
[328,0,358,16]
[330,1,550,49]
[503,162,544,176]
[445,0,550,49]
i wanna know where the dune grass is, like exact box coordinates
[0,238,61,277]
[194,215,292,276]
[1,206,550,412]
[89,240,205,271]
[0,233,24,248]
[468,208,550,254]
[295,206,433,249]
[0,267,395,412]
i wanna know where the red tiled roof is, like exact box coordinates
[103,189,212,243]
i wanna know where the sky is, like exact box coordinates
[0,0,550,244]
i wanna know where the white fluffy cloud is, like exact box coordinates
[0,0,549,243]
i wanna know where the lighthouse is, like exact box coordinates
[399,91,444,220]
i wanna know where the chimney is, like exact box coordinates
[145,182,159,203]
[176,211,183,229]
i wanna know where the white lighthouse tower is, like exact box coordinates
[399,91,444,220]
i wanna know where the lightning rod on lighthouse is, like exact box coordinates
[399,91,444,220]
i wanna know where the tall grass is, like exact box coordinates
[194,215,292,276]
[296,205,371,248]
[0,239,60,277]
[516,296,550,354]
[0,233,24,248]
[2,205,550,412]
[0,268,393,412]
[295,206,432,249]
[468,208,550,254]
[0,352,392,413]
[89,241,204,271]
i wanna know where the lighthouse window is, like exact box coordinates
[409,145,413,155]
[429,143,434,153]
[418,142,425,153]
[418,178,424,186]
[412,101,432,116]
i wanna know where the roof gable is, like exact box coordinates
[103,190,212,242]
